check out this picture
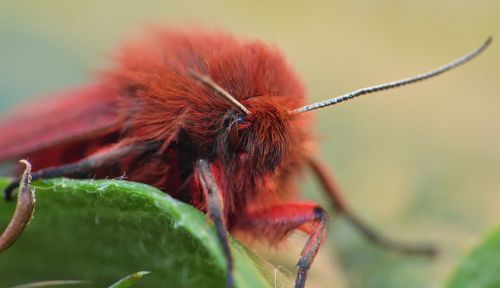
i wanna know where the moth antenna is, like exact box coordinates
[189,70,251,115]
[293,36,492,114]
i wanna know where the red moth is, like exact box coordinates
[0,29,491,288]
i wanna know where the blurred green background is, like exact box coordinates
[0,1,498,287]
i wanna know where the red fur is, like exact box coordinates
[0,28,313,241]
[0,84,121,162]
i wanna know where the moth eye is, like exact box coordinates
[236,114,250,129]
[236,115,245,123]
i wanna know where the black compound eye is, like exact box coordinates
[236,114,246,124]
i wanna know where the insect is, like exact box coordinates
[0,29,491,288]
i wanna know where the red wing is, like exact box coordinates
[0,84,122,161]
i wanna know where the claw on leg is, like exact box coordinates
[236,203,329,288]
[0,160,36,254]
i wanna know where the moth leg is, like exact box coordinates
[196,159,234,288]
[307,157,436,256]
[3,142,158,201]
[235,203,329,288]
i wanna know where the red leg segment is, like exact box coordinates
[236,203,329,288]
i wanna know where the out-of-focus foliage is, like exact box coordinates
[108,271,150,288]
[448,228,500,288]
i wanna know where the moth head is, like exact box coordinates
[190,71,299,174]
[231,96,296,174]
[191,35,492,172]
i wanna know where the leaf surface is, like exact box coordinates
[0,178,291,288]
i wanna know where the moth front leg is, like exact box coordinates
[235,203,330,288]
[196,159,234,288]
[3,142,158,200]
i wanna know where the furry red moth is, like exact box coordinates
[0,29,491,288]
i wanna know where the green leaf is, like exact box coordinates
[108,271,149,288]
[447,227,500,288]
[9,280,89,288]
[0,178,292,288]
